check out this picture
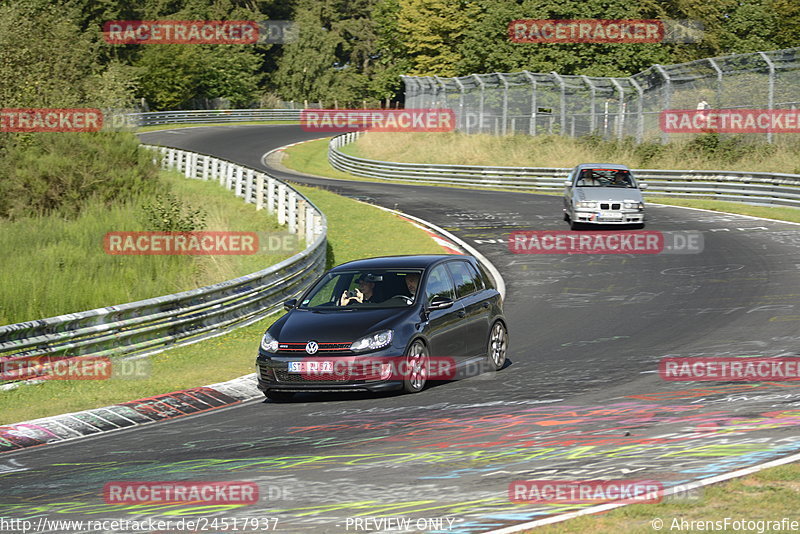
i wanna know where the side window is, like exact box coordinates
[446,261,481,299]
[424,264,455,302]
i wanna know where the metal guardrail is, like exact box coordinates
[329,131,800,208]
[0,146,327,381]
[130,109,301,127]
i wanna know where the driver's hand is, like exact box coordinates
[352,288,364,303]
[339,291,350,306]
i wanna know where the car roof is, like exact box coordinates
[574,163,632,171]
[331,254,470,271]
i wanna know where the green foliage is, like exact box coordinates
[141,192,208,231]
[0,132,161,220]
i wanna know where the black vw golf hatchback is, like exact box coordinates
[256,255,507,400]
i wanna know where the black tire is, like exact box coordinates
[402,340,429,393]
[563,211,570,222]
[265,390,294,402]
[569,219,583,231]
[486,321,508,371]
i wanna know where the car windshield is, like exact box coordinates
[299,269,423,309]
[575,169,636,188]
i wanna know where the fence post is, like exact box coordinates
[498,73,509,136]
[611,78,625,140]
[472,74,485,134]
[581,75,597,133]
[453,77,466,132]
[708,58,724,109]
[653,64,671,144]
[550,72,567,135]
[523,71,537,136]
[629,77,645,143]
[758,51,776,144]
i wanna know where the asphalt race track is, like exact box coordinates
[3,125,800,533]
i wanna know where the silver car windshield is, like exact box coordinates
[299,269,423,309]
[575,169,636,188]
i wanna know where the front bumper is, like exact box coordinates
[572,209,645,224]
[256,349,407,393]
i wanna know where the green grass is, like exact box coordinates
[530,463,800,533]
[0,170,299,326]
[0,184,447,424]
[136,121,299,133]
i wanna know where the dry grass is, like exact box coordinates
[349,132,800,174]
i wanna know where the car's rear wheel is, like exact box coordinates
[486,321,508,371]
[403,340,428,393]
[265,390,294,402]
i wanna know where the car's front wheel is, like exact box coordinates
[403,340,429,393]
[265,390,294,402]
[486,321,508,371]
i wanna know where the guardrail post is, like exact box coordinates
[267,177,276,213]
[245,169,255,203]
[226,164,235,191]
[277,183,286,225]
[167,149,175,168]
[201,156,210,180]
[288,192,297,233]
[297,198,306,238]
[256,173,265,210]
[305,205,314,244]
[218,161,227,186]
[234,166,244,197]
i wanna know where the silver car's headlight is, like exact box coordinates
[260,332,279,353]
[350,330,393,353]
[624,201,644,209]
[576,201,598,209]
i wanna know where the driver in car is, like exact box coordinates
[339,274,379,305]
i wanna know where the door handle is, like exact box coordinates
[457,310,466,318]
[482,302,490,308]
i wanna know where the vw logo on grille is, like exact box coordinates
[305,341,319,354]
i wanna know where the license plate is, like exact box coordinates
[288,361,333,373]
[598,211,623,220]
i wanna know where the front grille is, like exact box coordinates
[272,363,382,384]
[277,342,353,353]
[600,203,621,210]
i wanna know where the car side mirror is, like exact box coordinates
[283,298,298,311]
[563,180,572,187]
[639,183,648,190]
[426,295,454,311]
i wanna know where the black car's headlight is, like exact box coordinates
[260,332,279,353]
[350,330,393,353]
